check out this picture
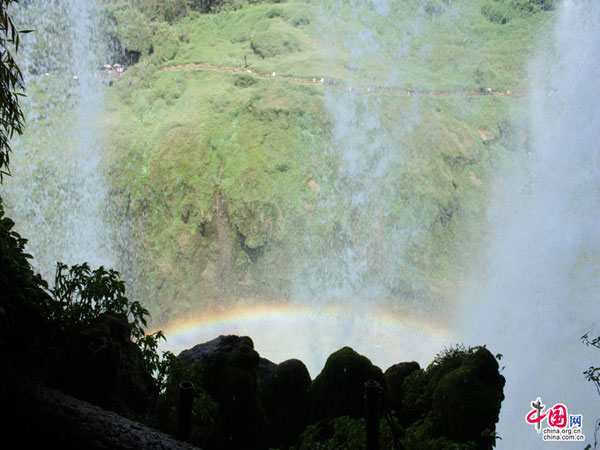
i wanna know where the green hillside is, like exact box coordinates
[10,0,557,323]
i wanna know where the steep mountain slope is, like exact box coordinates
[102,0,555,321]
[6,0,556,322]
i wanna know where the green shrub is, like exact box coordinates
[482,0,556,22]
[481,1,514,24]
[293,415,400,450]
[250,30,300,58]
[423,0,454,16]
[102,3,154,56]
[49,261,166,373]
[266,5,287,19]
[234,73,257,87]
[287,11,310,26]
[510,0,557,12]
[0,199,49,349]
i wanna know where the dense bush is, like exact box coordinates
[292,415,400,450]
[399,345,505,450]
[112,0,271,23]
[510,0,557,12]
[48,262,167,376]
[250,30,301,58]
[481,2,514,24]
[1,199,166,380]
[482,0,557,24]
[0,198,49,351]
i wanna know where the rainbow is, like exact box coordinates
[158,302,455,377]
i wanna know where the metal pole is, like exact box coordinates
[365,379,383,450]
[178,380,194,442]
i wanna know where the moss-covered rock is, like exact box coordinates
[258,358,312,447]
[431,348,505,449]
[59,312,158,423]
[178,335,269,450]
[385,361,420,424]
[401,346,505,450]
[310,346,386,423]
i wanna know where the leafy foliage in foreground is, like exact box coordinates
[0,0,27,181]
[292,415,406,450]
[1,196,165,378]
[0,198,49,350]
[580,333,600,449]
[48,261,167,374]
[51,262,149,337]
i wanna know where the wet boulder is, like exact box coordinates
[430,347,505,449]
[258,358,312,447]
[385,361,420,424]
[310,346,386,423]
[178,335,268,450]
[61,312,157,423]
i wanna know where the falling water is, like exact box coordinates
[292,0,432,305]
[5,2,597,442]
[2,0,115,280]
[460,1,600,447]
[162,1,458,374]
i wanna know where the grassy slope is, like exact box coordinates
[101,0,553,321]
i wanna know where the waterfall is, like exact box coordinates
[5,1,598,442]
[2,0,115,281]
[292,0,433,307]
[459,1,600,447]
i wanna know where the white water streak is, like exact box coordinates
[3,0,114,280]
[460,1,600,447]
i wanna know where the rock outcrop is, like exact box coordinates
[4,380,199,450]
[430,347,505,449]
[385,361,421,425]
[258,357,312,447]
[178,335,268,450]
[310,346,386,423]
[58,312,158,423]
[398,346,505,450]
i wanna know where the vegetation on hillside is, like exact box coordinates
[2,0,557,321]
[0,0,166,386]
[93,0,556,319]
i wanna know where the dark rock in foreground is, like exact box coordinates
[385,361,420,425]
[431,347,506,449]
[179,335,268,450]
[4,380,199,450]
[258,358,312,447]
[59,312,158,423]
[310,346,386,423]
[174,336,505,449]
[399,346,505,450]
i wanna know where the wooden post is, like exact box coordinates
[365,379,383,450]
[178,381,194,442]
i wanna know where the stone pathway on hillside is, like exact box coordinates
[158,62,527,98]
